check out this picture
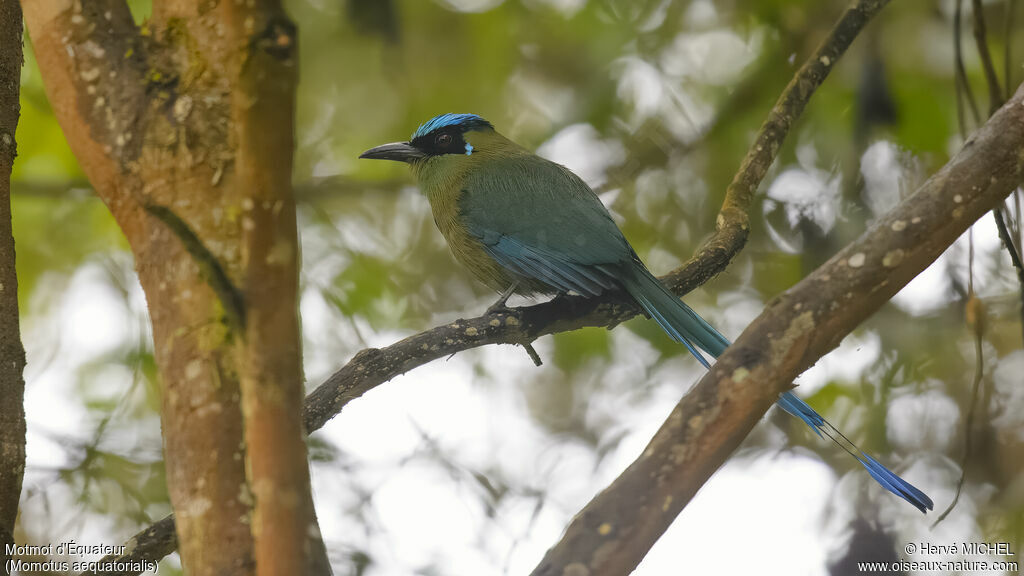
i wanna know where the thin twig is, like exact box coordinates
[972,0,1005,112]
[1011,190,1019,258]
[994,206,1024,342]
[954,0,970,130]
[523,343,543,367]
[10,179,94,198]
[956,0,984,127]
[932,291,986,528]
[1006,0,1017,101]
[994,205,1024,270]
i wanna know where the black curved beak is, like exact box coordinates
[358,142,426,163]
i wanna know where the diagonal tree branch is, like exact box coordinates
[83,0,892,573]
[530,81,1024,576]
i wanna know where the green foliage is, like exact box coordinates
[12,42,127,311]
[551,326,612,372]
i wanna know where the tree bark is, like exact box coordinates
[0,0,26,568]
[22,1,320,574]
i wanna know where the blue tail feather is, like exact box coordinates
[779,392,933,513]
[620,263,933,513]
[776,391,825,438]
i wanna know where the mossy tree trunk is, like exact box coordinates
[22,1,325,574]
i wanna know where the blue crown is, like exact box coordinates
[411,113,493,140]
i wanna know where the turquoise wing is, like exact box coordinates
[459,155,633,296]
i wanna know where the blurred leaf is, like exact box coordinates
[551,326,612,371]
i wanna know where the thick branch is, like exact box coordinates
[0,0,26,565]
[529,83,1024,576]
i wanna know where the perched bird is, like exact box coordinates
[360,113,933,513]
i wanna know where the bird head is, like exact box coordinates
[359,113,496,166]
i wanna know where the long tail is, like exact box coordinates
[619,263,933,513]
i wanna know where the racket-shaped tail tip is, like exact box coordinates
[777,392,933,513]
[860,454,934,514]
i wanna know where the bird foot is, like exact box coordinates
[485,282,518,315]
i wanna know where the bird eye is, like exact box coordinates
[436,133,453,147]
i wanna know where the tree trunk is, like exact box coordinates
[22,1,322,573]
[0,0,26,567]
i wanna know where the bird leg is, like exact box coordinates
[485,282,518,315]
[484,283,540,365]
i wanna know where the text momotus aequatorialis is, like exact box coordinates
[360,113,933,513]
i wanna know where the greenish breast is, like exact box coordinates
[413,159,520,293]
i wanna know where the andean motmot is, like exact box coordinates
[360,113,933,513]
